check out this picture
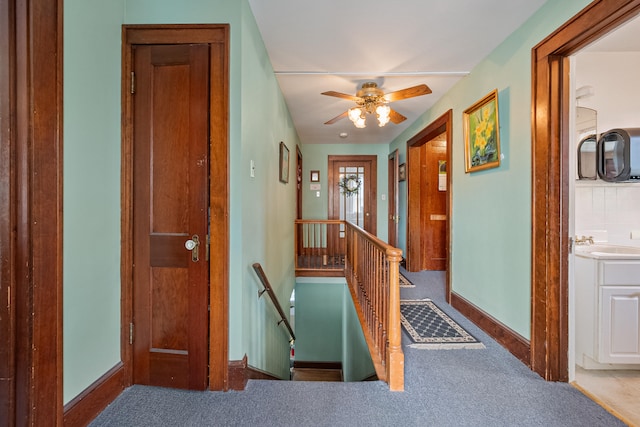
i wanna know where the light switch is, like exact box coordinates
[631,230,640,240]
[250,160,255,178]
[316,191,320,198]
[381,194,386,201]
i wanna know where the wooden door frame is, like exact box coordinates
[327,155,377,234]
[406,110,452,301]
[122,25,230,390]
[296,145,303,219]
[388,149,399,247]
[1,0,63,424]
[531,0,640,381]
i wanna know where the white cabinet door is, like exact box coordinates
[599,286,640,364]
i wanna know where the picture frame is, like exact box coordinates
[463,89,501,173]
[398,163,406,182]
[310,170,320,182]
[279,142,290,183]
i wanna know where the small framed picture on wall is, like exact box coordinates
[398,163,406,182]
[310,170,320,182]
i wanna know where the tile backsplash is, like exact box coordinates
[575,182,640,247]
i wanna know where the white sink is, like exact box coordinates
[575,244,640,259]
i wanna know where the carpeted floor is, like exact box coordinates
[399,273,415,288]
[89,268,625,427]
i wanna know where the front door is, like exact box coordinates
[132,44,210,390]
[328,155,377,235]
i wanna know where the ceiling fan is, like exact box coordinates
[322,82,432,128]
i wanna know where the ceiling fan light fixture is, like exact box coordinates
[376,104,391,127]
[348,107,366,128]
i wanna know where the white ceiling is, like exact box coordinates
[248,0,548,145]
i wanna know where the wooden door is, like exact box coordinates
[132,44,210,390]
[421,138,447,270]
[388,150,399,247]
[328,155,377,235]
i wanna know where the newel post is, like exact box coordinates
[387,249,404,391]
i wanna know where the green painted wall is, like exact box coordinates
[294,279,344,362]
[342,285,375,382]
[294,278,374,381]
[63,0,298,402]
[63,0,125,403]
[389,0,592,339]
[301,143,390,243]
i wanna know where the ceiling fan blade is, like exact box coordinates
[324,111,348,125]
[389,109,407,124]
[384,84,432,102]
[321,91,361,102]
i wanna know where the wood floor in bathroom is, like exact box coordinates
[574,366,640,426]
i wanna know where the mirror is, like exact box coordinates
[577,135,597,179]
[576,107,597,180]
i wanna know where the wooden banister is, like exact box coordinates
[252,263,295,342]
[293,219,404,391]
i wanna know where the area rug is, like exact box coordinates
[399,273,415,288]
[400,299,485,349]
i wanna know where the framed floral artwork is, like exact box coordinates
[463,89,501,172]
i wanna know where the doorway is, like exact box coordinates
[405,111,452,299]
[531,0,640,381]
[328,155,377,234]
[122,25,229,391]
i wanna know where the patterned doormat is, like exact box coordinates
[399,273,415,288]
[400,299,485,349]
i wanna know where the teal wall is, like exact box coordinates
[63,0,298,402]
[301,143,390,243]
[295,279,343,362]
[342,285,376,381]
[63,0,125,403]
[294,278,374,381]
[389,0,592,339]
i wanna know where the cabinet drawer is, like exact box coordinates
[600,261,640,285]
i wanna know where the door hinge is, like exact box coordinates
[129,322,134,345]
[130,71,135,94]
[205,234,210,261]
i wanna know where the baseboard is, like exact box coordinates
[63,362,125,427]
[228,355,281,391]
[293,361,342,370]
[450,292,531,366]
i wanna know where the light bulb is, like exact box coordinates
[354,116,366,128]
[376,104,390,127]
[348,107,362,123]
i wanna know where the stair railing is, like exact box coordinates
[343,221,404,391]
[252,263,295,343]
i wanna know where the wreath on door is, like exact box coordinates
[338,174,361,197]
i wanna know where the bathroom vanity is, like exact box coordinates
[575,245,640,369]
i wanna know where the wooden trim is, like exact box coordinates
[121,24,230,391]
[293,361,343,370]
[530,0,640,381]
[451,293,531,366]
[227,356,281,391]
[9,0,64,424]
[405,110,452,303]
[0,0,16,423]
[63,364,125,427]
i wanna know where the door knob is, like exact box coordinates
[185,234,200,262]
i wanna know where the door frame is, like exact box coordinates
[388,149,399,247]
[122,24,230,390]
[1,0,63,424]
[405,110,452,301]
[531,0,640,381]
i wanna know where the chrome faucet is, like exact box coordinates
[575,235,594,245]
